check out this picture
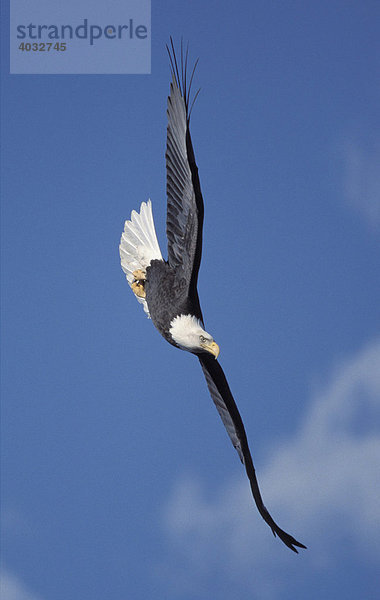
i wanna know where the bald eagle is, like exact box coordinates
[119,40,306,553]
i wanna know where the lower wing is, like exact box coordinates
[198,354,306,553]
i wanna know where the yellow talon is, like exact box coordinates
[132,269,146,281]
[131,280,146,298]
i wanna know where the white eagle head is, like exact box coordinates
[169,314,220,358]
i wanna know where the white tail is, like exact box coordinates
[119,200,163,317]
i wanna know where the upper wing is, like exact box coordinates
[165,41,204,302]
[199,354,307,553]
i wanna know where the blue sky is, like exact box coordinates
[1,1,380,599]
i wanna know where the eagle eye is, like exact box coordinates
[199,335,206,344]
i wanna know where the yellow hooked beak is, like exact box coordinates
[201,340,220,359]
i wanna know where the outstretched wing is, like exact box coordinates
[166,40,203,306]
[199,354,306,553]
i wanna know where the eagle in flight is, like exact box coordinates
[119,40,306,553]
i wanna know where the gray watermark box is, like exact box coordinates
[10,0,151,74]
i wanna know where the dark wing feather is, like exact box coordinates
[199,354,307,553]
[166,41,204,307]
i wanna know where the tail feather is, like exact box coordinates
[119,200,163,317]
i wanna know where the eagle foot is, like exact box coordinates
[132,269,146,281]
[131,280,146,298]
[131,269,146,298]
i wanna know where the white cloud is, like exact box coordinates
[342,140,380,229]
[0,569,43,600]
[159,339,380,596]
